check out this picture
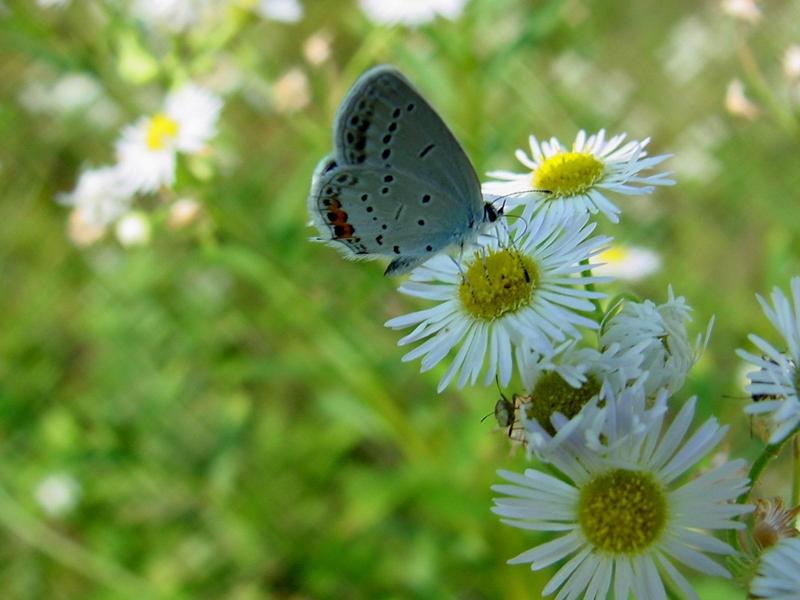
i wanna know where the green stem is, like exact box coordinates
[737,41,798,133]
[0,486,161,598]
[580,259,604,324]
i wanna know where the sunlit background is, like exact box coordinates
[2,0,800,597]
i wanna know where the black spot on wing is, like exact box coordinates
[419,144,435,158]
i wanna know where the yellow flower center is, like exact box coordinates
[598,246,629,264]
[458,249,538,321]
[146,113,179,151]
[527,372,601,435]
[532,151,604,198]
[578,469,667,554]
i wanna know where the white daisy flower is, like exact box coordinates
[594,244,661,281]
[132,0,211,32]
[115,212,152,247]
[725,79,760,120]
[258,0,303,22]
[600,287,713,397]
[34,473,80,517]
[513,340,647,451]
[58,166,132,228]
[750,538,800,599]
[493,384,752,600]
[484,130,674,224]
[115,84,222,193]
[721,0,762,24]
[384,212,609,393]
[736,278,800,444]
[784,45,800,81]
[358,0,467,26]
[36,0,69,8]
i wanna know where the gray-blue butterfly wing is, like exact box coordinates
[308,66,485,274]
[333,66,482,202]
[309,159,477,262]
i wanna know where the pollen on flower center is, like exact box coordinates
[458,249,538,321]
[527,372,601,435]
[578,469,667,554]
[533,151,604,198]
[146,113,179,151]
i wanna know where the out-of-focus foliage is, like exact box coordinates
[1,0,799,597]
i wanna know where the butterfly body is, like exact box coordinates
[308,66,497,276]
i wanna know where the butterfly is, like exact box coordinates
[307,65,500,276]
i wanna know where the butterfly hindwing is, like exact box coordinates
[309,159,476,261]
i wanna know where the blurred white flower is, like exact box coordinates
[67,209,106,247]
[36,0,69,7]
[594,245,661,281]
[783,45,800,80]
[303,31,332,66]
[168,197,202,229]
[115,212,152,247]
[601,287,713,397]
[272,68,311,114]
[750,538,800,599]
[35,473,80,517]
[721,0,762,24]
[116,84,222,193]
[19,73,104,115]
[359,0,467,26]
[660,17,730,86]
[58,166,132,228]
[484,130,673,224]
[726,79,760,120]
[737,278,800,444]
[494,385,751,599]
[132,0,211,32]
[258,0,303,22]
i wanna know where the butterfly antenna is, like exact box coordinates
[489,189,552,210]
[494,374,508,402]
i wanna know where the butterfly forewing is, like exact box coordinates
[334,66,481,201]
[308,66,486,274]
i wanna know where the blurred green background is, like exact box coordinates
[2,0,800,597]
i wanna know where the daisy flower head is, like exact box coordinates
[116,84,222,194]
[750,538,800,599]
[594,244,661,281]
[484,130,674,224]
[752,497,799,550]
[358,0,467,26]
[384,211,610,393]
[736,278,800,444]
[58,166,132,229]
[492,384,752,600]
[600,287,713,397]
[513,339,647,451]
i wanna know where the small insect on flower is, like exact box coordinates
[307,66,502,276]
[737,277,800,444]
[483,391,532,443]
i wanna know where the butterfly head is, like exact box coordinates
[483,201,502,224]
